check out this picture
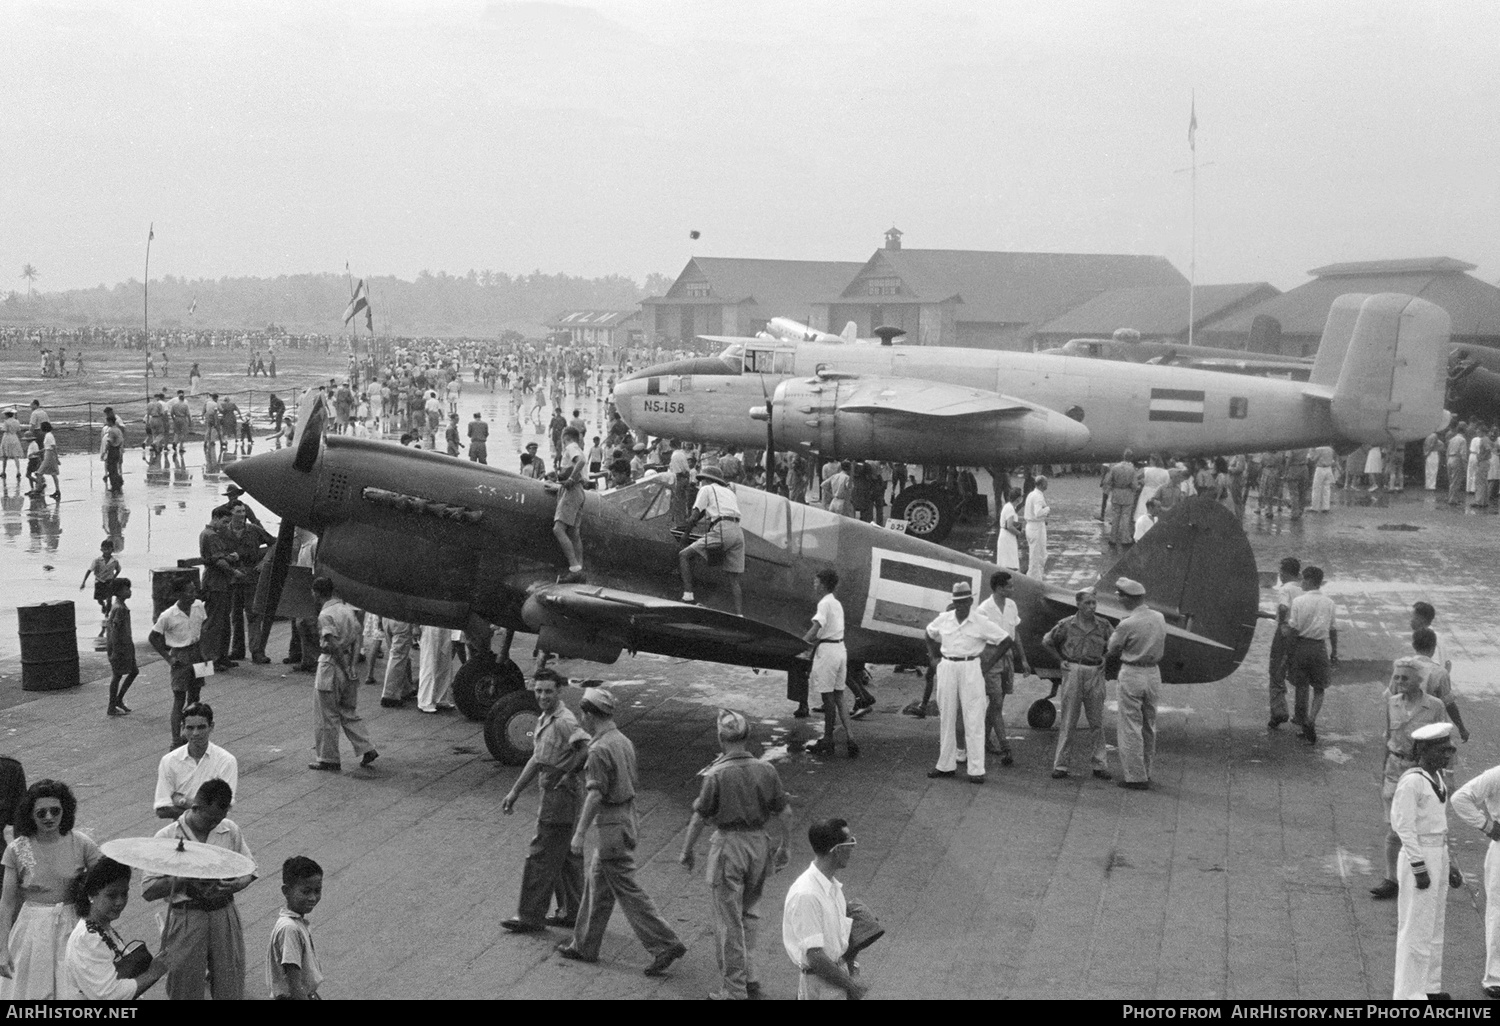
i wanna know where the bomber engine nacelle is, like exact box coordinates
[751,374,1090,465]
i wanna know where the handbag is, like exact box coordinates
[88,923,153,979]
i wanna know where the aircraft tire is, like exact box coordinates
[891,484,958,543]
[484,688,542,766]
[1026,697,1057,730]
[453,653,526,721]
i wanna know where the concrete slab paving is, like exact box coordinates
[4,473,1499,999]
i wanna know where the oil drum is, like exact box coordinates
[152,567,201,621]
[18,601,80,692]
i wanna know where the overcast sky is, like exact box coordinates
[4,0,1497,293]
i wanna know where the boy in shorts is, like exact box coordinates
[81,539,122,616]
[802,569,858,758]
[106,578,139,716]
[268,856,324,1000]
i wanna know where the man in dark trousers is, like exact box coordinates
[555,688,687,976]
[198,507,241,671]
[500,670,588,933]
[679,709,794,1000]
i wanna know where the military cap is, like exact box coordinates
[1115,577,1146,597]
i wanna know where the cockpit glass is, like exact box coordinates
[605,475,673,520]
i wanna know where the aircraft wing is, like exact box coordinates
[1162,355,1312,378]
[834,379,1034,418]
[697,334,761,346]
[523,583,811,666]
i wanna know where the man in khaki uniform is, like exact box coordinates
[679,710,794,1000]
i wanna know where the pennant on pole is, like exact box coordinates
[188,298,197,315]
[148,223,154,242]
[1188,96,1198,152]
[342,279,369,325]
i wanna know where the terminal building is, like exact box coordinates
[546,309,642,350]
[639,257,863,346]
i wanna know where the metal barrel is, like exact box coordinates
[18,601,80,692]
[152,567,201,621]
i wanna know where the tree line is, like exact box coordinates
[0,268,675,337]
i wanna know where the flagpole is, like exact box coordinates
[1188,92,1197,348]
[144,224,153,413]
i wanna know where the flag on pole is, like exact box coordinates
[148,224,154,242]
[188,298,197,315]
[342,279,369,325]
[1188,96,1198,152]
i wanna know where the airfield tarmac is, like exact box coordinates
[6,444,1500,1001]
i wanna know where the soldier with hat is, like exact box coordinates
[1392,721,1461,1000]
[924,581,1009,784]
[678,464,745,616]
[1106,577,1167,790]
[679,709,793,1000]
[556,687,687,976]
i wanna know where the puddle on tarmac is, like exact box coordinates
[1322,747,1354,764]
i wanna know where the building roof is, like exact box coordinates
[1034,282,1281,337]
[644,257,865,315]
[834,249,1189,325]
[1204,258,1500,338]
[547,310,639,329]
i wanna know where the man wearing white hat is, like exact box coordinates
[1451,757,1500,998]
[924,581,1008,784]
[1391,721,1461,1000]
[1106,578,1167,790]
[678,465,745,616]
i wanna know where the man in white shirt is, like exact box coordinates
[1023,478,1051,580]
[1133,497,1159,543]
[802,570,855,759]
[1268,556,1303,730]
[782,818,867,1000]
[1390,723,1460,1000]
[1286,566,1339,745]
[154,702,238,819]
[976,571,1032,766]
[148,578,209,746]
[678,466,745,616]
[1452,760,1500,998]
[925,581,1008,783]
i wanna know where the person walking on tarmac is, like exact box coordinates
[500,670,589,934]
[679,709,794,1000]
[555,688,687,977]
[1391,722,1461,1000]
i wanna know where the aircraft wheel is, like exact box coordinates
[453,652,526,721]
[891,484,958,543]
[484,688,542,766]
[1027,697,1057,730]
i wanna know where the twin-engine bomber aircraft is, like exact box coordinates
[613,292,1449,540]
[226,401,1259,767]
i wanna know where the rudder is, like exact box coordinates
[1100,496,1258,684]
[1329,293,1449,444]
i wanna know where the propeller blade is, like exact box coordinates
[761,375,775,485]
[292,390,327,473]
[254,518,297,654]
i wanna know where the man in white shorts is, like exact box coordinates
[802,569,857,759]
[678,466,745,616]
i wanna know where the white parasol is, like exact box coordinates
[101,836,255,879]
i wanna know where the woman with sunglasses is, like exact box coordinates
[0,781,100,998]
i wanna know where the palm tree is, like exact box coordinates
[19,264,38,296]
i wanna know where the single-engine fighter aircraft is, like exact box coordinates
[614,292,1450,541]
[226,405,1258,766]
[1036,333,1313,381]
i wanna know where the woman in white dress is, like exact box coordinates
[995,488,1021,570]
[0,782,100,999]
[1364,442,1384,492]
[36,422,61,499]
[61,858,169,1000]
[1134,455,1170,521]
[0,410,24,481]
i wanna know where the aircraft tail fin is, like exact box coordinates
[842,321,857,343]
[1307,293,1367,391]
[1316,293,1450,444]
[1099,496,1258,684]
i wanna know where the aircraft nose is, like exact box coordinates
[224,447,315,528]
